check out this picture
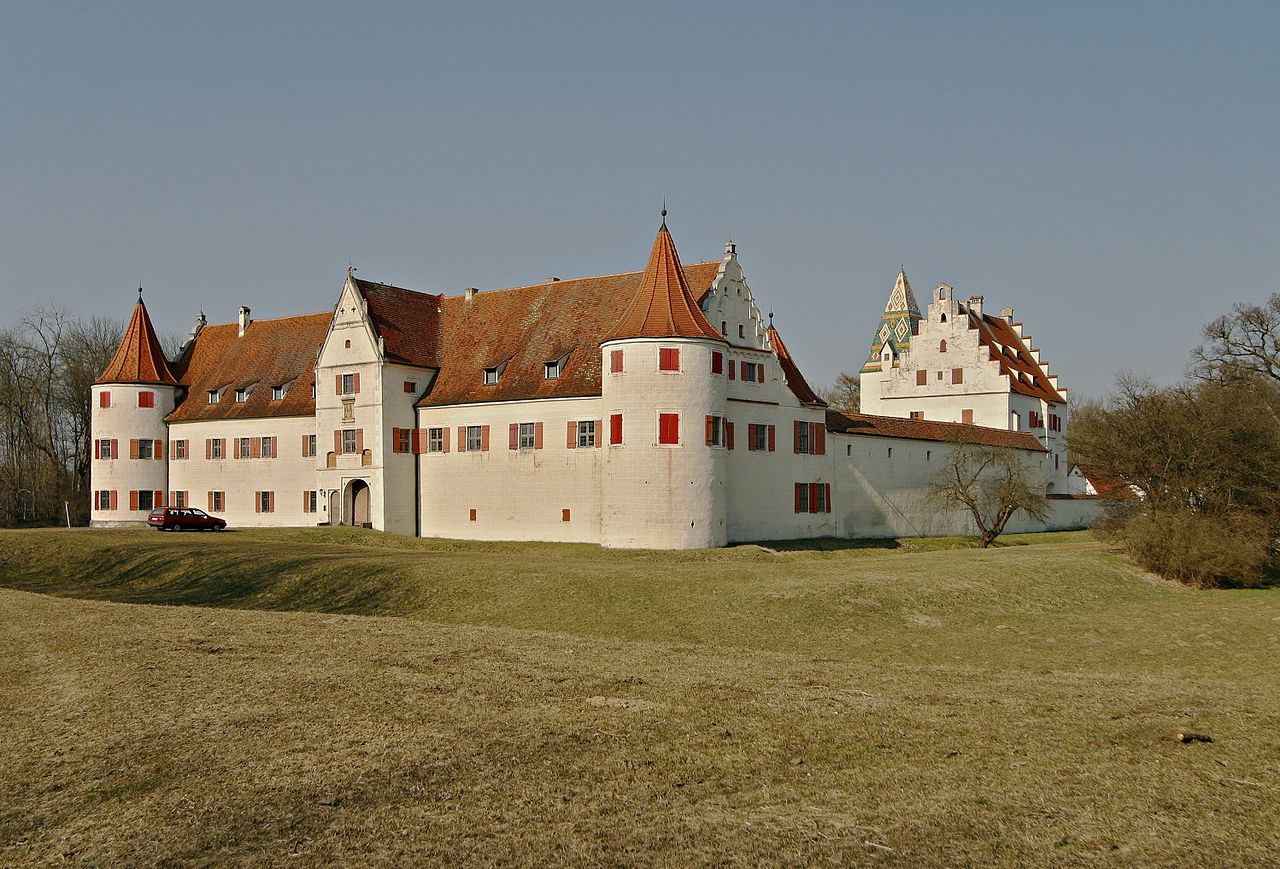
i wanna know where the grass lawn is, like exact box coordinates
[1,527,1277,865]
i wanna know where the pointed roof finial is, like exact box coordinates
[768,307,774,327]
[661,199,667,228]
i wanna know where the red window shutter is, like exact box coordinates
[768,425,775,452]
[916,370,927,386]
[155,490,164,507]
[442,427,450,453]
[404,380,414,393]
[729,360,736,380]
[304,491,310,512]
[391,427,401,453]
[535,421,543,449]
[335,374,343,395]
[809,483,819,514]
[99,391,110,408]
[111,439,119,459]
[129,439,139,460]
[250,437,260,459]
[711,352,723,374]
[567,421,577,449]
[481,425,490,451]
[794,483,803,513]
[562,508,571,523]
[302,435,309,456]
[705,415,714,446]
[659,348,680,371]
[726,421,734,450]
[109,491,117,511]
[825,482,832,513]
[952,367,964,384]
[594,420,603,448]
[355,429,364,453]
[962,409,973,424]
[129,490,138,511]
[815,423,826,455]
[353,373,360,394]
[254,492,261,513]
[456,426,466,451]
[610,413,623,445]
[269,492,275,513]
[170,490,177,505]
[154,439,163,460]
[659,413,679,445]
[610,349,623,373]
[509,423,519,450]
[746,424,755,451]
[794,421,803,454]
[208,491,213,511]
[758,364,765,383]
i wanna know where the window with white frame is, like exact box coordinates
[795,483,809,513]
[237,437,251,459]
[272,383,288,400]
[342,429,357,454]
[96,490,111,510]
[577,420,596,448]
[306,434,316,457]
[708,415,722,446]
[261,437,273,458]
[173,491,187,508]
[750,424,767,451]
[234,387,249,403]
[742,361,757,381]
[428,427,444,452]
[138,439,153,460]
[258,491,272,513]
[306,490,318,512]
[341,373,355,395]
[395,428,410,453]
[518,422,536,450]
[210,438,223,460]
[796,422,810,454]
[174,440,187,459]
[466,425,483,452]
[544,357,565,380]
[208,388,221,404]
[211,491,225,511]
[97,440,112,459]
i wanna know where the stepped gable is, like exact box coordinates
[97,295,177,385]
[969,311,1064,403]
[353,278,443,368]
[168,312,332,421]
[826,410,1048,452]
[602,221,724,343]
[420,261,721,408]
[861,268,921,374]
[766,325,826,407]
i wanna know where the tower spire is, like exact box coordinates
[97,291,177,385]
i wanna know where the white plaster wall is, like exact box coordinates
[380,362,434,536]
[417,396,605,542]
[90,383,175,525]
[830,432,1100,538]
[600,338,727,549]
[701,245,769,349]
[167,416,319,527]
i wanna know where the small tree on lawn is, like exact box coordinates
[928,441,1050,548]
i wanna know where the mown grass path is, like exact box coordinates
[1,528,1277,865]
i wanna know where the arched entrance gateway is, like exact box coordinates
[344,479,371,527]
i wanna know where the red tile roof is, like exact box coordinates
[97,296,177,385]
[353,279,443,368]
[825,410,1048,452]
[766,325,826,407]
[602,223,724,342]
[167,313,332,421]
[420,262,723,407]
[969,311,1064,403]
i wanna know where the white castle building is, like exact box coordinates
[90,217,1097,548]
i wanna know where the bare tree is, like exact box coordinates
[928,441,1050,548]
[1192,293,1280,383]
[824,372,860,413]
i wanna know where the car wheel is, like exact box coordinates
[216,523,226,531]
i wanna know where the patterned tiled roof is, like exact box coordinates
[825,410,1048,452]
[970,311,1065,403]
[168,313,332,421]
[861,268,921,373]
[766,325,826,407]
[602,222,724,342]
[96,296,177,385]
[354,279,443,368]
[420,262,723,407]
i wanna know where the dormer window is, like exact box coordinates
[234,387,249,403]
[483,360,508,386]
[544,353,570,380]
[272,382,291,401]
[207,387,223,404]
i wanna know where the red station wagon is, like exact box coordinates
[147,507,227,532]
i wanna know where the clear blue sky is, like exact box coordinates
[3,1,1276,399]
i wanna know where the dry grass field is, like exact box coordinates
[1,528,1278,866]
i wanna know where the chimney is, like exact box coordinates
[1000,305,1014,323]
[546,277,560,283]
[464,287,479,302]
[238,306,251,337]
[967,295,984,318]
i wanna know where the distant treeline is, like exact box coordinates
[0,309,125,526]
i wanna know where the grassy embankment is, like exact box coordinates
[1,527,1277,865]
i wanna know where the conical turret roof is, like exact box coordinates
[97,293,177,385]
[603,220,724,343]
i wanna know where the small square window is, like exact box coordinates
[577,420,596,448]
[272,384,287,400]
[235,388,248,403]
[404,380,417,394]
[137,439,153,460]
[138,391,154,408]
[483,367,500,385]
[137,490,154,511]
[208,389,221,404]
[658,412,680,445]
[428,427,444,452]
[658,348,680,372]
